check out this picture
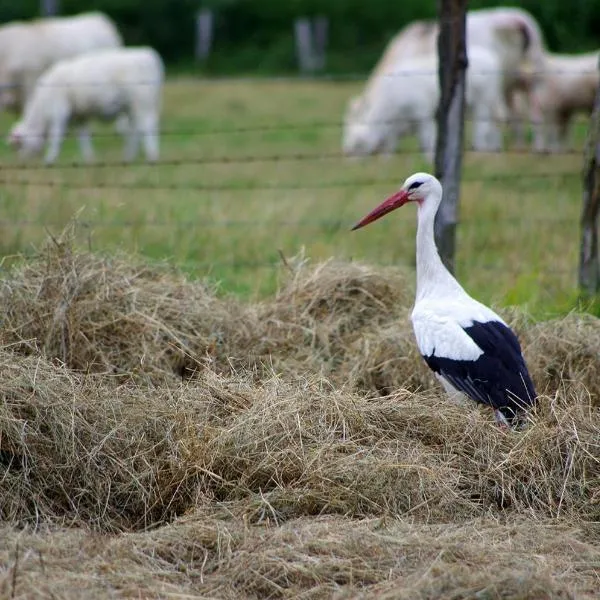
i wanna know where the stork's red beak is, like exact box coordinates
[351,189,410,231]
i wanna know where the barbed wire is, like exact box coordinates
[0,170,580,192]
[2,114,593,140]
[0,250,577,277]
[6,67,598,88]
[0,148,586,172]
[0,213,577,229]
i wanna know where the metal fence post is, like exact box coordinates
[40,0,59,16]
[579,56,600,297]
[195,9,215,62]
[434,0,468,274]
[294,18,316,73]
[313,16,328,71]
[294,17,328,73]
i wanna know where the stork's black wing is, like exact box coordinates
[423,320,536,422]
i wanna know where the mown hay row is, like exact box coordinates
[0,349,598,532]
[1,235,600,599]
[0,235,421,390]
[0,353,205,530]
[0,237,259,384]
[523,313,600,403]
[2,234,600,405]
[1,514,598,599]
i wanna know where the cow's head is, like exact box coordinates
[7,122,44,156]
[342,96,392,157]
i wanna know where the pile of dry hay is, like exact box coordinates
[0,232,599,598]
[3,231,600,401]
[2,514,598,598]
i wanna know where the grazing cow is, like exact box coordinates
[343,46,506,162]
[8,47,164,164]
[342,7,547,155]
[529,51,600,153]
[0,12,122,113]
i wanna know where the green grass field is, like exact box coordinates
[0,77,589,314]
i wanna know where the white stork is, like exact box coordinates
[352,172,537,428]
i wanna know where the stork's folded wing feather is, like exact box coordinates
[412,307,536,412]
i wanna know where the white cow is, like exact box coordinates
[8,47,164,164]
[0,12,122,112]
[343,46,506,162]
[359,20,440,104]
[343,7,547,155]
[530,51,600,153]
[466,7,546,143]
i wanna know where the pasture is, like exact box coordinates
[0,77,587,312]
[0,78,599,599]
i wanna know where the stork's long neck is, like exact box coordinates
[415,198,465,301]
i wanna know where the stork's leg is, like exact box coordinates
[493,409,510,430]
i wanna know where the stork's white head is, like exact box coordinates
[352,172,442,230]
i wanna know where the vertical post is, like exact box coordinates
[40,0,59,16]
[294,17,328,73]
[195,9,215,62]
[434,0,468,274]
[313,16,328,71]
[294,18,316,73]
[578,57,600,297]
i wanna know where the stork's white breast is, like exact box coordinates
[411,296,505,361]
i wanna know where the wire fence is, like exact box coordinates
[0,216,576,230]
[0,156,581,269]
[0,169,581,189]
[0,144,582,209]
[0,76,588,298]
[0,150,587,175]
[2,117,593,142]
[7,66,599,87]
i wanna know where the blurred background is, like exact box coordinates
[1,0,598,74]
[0,1,597,317]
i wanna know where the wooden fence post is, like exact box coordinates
[579,56,600,297]
[433,0,468,274]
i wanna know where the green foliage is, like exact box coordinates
[0,0,598,71]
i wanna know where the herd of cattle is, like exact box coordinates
[342,6,600,161]
[0,8,596,165]
[0,11,163,164]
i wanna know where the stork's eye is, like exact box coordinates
[408,181,423,191]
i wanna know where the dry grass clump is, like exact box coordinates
[523,312,600,404]
[11,229,590,404]
[217,517,587,600]
[1,514,598,599]
[203,379,600,523]
[0,232,259,383]
[0,351,211,530]
[270,257,413,329]
[341,324,433,395]
[253,258,416,383]
[1,357,456,530]
[1,346,598,533]
[0,234,423,389]
[203,382,470,522]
